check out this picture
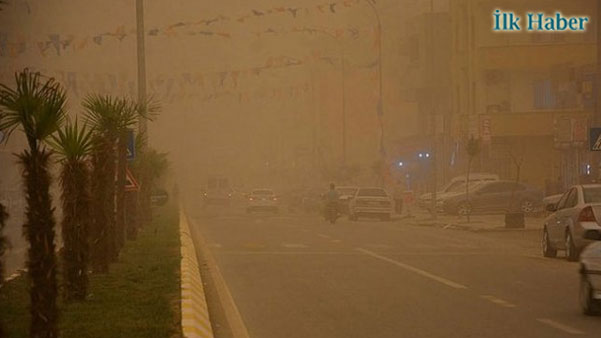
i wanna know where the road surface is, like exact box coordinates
[187,206,601,338]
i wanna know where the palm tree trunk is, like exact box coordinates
[106,138,118,262]
[60,160,91,301]
[116,131,127,250]
[126,191,138,240]
[90,139,112,273]
[19,149,59,338]
[139,154,152,228]
[0,202,7,338]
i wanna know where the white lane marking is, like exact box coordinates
[317,234,331,239]
[209,243,222,248]
[282,243,308,249]
[480,295,516,308]
[536,318,584,335]
[219,251,359,255]
[357,248,468,289]
[366,244,392,249]
[331,239,342,243]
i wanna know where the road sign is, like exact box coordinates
[590,128,601,151]
[126,129,135,160]
[125,168,139,192]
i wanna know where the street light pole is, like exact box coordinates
[136,0,147,142]
[341,49,347,165]
[364,0,385,157]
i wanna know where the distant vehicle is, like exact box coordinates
[348,187,393,221]
[441,180,543,216]
[542,185,601,261]
[419,173,499,209]
[247,189,279,213]
[203,176,232,206]
[336,186,359,214]
[579,229,601,315]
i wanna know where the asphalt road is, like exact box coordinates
[188,206,601,338]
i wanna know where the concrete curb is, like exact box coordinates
[180,208,214,338]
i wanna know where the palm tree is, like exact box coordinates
[0,69,65,338]
[114,100,153,250]
[47,119,93,301]
[83,94,121,270]
[84,95,152,264]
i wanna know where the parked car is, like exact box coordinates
[336,186,359,214]
[419,173,499,209]
[246,189,279,213]
[542,193,563,210]
[542,184,601,261]
[441,180,543,215]
[348,187,393,221]
[579,229,601,315]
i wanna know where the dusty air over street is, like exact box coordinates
[1,1,601,338]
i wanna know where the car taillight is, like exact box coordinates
[579,206,597,222]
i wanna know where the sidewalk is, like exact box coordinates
[399,208,545,233]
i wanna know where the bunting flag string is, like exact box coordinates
[0,0,375,58]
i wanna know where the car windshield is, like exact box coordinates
[583,187,601,203]
[337,188,358,196]
[252,190,274,196]
[357,188,387,197]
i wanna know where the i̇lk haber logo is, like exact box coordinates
[493,10,590,32]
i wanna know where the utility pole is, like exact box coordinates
[595,0,601,180]
[341,49,347,165]
[429,0,437,221]
[364,0,385,157]
[136,0,147,142]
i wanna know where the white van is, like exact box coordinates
[418,173,500,209]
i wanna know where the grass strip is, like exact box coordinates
[0,204,182,338]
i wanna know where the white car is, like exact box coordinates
[336,186,359,214]
[579,229,601,315]
[543,185,601,261]
[247,189,279,213]
[419,173,499,209]
[348,187,393,221]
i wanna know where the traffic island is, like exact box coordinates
[0,204,182,338]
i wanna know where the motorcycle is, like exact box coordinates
[324,202,339,224]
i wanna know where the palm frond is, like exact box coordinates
[47,118,94,161]
[83,94,155,134]
[0,69,66,149]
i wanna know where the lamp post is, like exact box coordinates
[314,30,347,166]
[136,0,147,143]
[364,0,385,156]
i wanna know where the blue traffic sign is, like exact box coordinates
[126,129,135,160]
[590,128,601,151]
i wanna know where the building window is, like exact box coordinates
[533,80,556,109]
